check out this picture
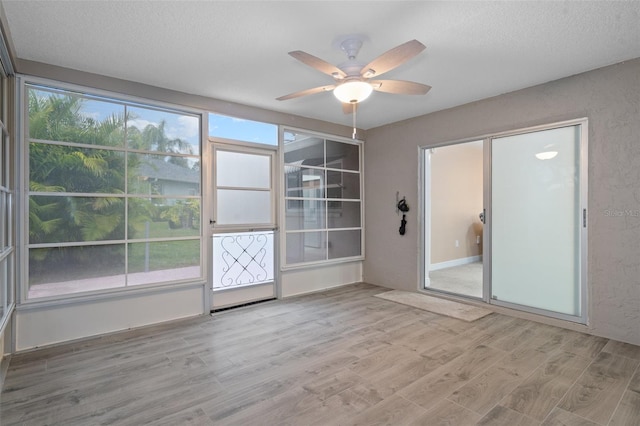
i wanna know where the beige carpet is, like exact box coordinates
[375,290,492,322]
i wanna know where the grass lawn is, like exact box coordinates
[29,220,201,284]
[128,238,200,272]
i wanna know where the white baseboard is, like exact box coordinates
[430,255,482,271]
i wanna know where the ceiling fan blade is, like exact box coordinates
[276,85,335,101]
[289,51,346,79]
[342,102,358,115]
[370,80,431,95]
[360,40,426,78]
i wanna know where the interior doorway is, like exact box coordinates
[423,140,484,299]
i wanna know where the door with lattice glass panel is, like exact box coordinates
[211,144,276,309]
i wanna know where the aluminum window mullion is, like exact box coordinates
[216,185,271,192]
[30,138,201,160]
[324,167,360,174]
[28,235,202,248]
[283,163,327,171]
[285,226,362,234]
[29,193,201,200]
[29,138,125,152]
[0,246,13,263]
[283,228,328,234]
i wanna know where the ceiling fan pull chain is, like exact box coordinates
[352,102,357,139]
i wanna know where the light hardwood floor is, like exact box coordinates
[1,283,639,425]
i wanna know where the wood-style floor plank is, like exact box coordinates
[477,405,539,426]
[540,407,600,426]
[449,345,549,415]
[348,394,427,426]
[1,282,640,425]
[557,352,639,424]
[608,389,640,426]
[501,351,591,421]
[410,399,481,426]
[602,340,640,360]
[398,343,505,411]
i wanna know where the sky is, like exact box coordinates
[208,114,277,146]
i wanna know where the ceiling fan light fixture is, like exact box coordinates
[535,151,558,160]
[333,80,373,103]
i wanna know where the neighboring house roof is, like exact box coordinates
[137,157,199,184]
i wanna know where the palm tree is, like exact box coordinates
[27,88,197,279]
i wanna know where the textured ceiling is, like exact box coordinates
[2,1,640,129]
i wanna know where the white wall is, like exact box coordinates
[364,58,640,345]
[281,261,362,297]
[15,285,203,351]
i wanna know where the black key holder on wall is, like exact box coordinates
[396,192,410,236]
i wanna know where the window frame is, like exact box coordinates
[0,67,14,334]
[280,126,365,269]
[18,76,206,304]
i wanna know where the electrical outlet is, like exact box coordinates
[455,240,459,247]
[476,235,481,244]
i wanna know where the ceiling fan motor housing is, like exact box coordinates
[340,38,363,60]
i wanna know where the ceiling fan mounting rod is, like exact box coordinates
[340,38,363,60]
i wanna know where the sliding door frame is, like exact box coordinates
[420,117,588,324]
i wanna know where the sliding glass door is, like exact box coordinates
[421,119,587,323]
[489,122,587,321]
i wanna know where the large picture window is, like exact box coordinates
[282,130,362,266]
[25,84,202,299]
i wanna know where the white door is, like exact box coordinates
[489,122,587,322]
[210,144,277,309]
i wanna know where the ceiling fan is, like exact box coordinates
[276,38,431,112]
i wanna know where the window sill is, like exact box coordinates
[280,256,364,272]
[16,280,206,311]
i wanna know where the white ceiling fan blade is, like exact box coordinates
[276,85,336,101]
[370,80,431,95]
[289,51,346,79]
[360,40,426,78]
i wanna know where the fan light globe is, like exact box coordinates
[333,81,373,103]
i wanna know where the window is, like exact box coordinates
[0,68,13,323]
[209,113,277,146]
[25,83,202,299]
[283,130,363,266]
